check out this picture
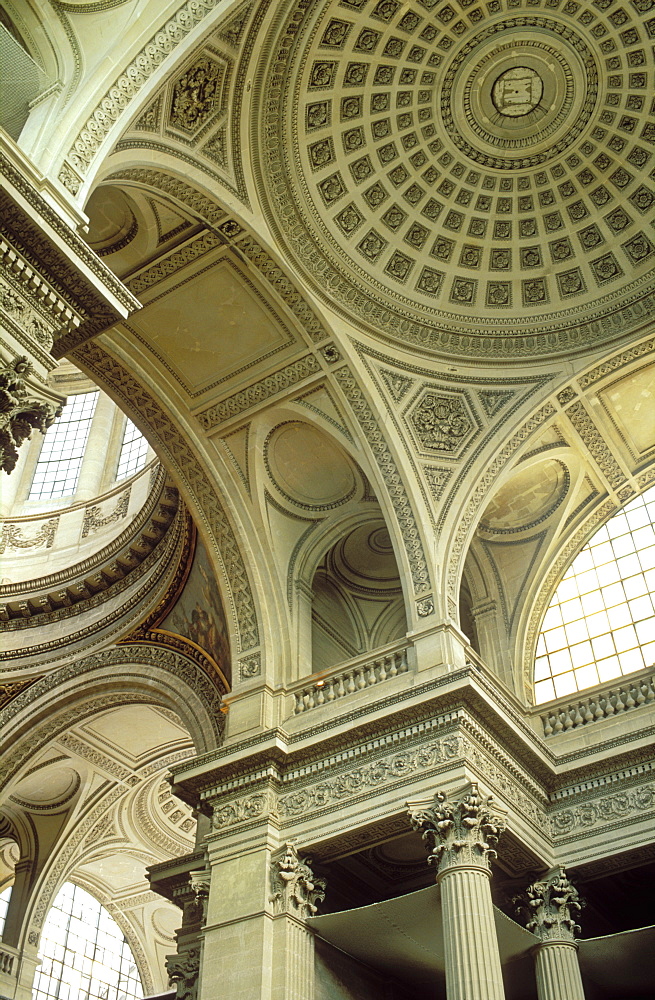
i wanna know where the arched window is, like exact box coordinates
[28,392,99,501]
[534,485,655,704]
[32,882,143,1000]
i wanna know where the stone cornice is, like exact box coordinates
[170,667,655,811]
[0,144,139,355]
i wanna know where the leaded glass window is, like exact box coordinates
[534,485,655,703]
[32,882,142,1000]
[28,392,98,501]
[116,419,148,481]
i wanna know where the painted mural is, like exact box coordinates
[162,534,231,685]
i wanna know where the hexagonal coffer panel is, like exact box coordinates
[408,387,479,459]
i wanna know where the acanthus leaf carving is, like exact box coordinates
[270,841,326,919]
[0,356,62,474]
[515,867,582,942]
[409,782,507,873]
[166,946,200,1000]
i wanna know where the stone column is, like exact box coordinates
[519,868,585,1000]
[269,842,326,1000]
[409,782,507,1000]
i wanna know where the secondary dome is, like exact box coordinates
[255,0,655,358]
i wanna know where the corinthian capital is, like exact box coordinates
[518,867,582,943]
[408,782,507,873]
[270,841,326,919]
[0,356,62,474]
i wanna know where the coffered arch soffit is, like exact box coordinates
[0,644,224,795]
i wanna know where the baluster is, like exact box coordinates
[336,674,345,698]
[605,693,616,715]
[326,679,336,701]
[294,693,304,714]
[553,712,564,733]
[572,704,584,727]
[543,714,554,737]
[346,672,356,694]
[584,700,594,723]
[316,685,325,706]
[625,685,636,709]
[563,707,574,729]
[378,657,387,682]
[306,689,316,710]
[594,698,605,720]
[356,668,366,690]
[368,660,377,686]
[388,653,398,678]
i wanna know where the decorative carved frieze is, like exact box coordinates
[0,516,59,553]
[81,488,130,537]
[270,842,326,919]
[335,365,431,596]
[516,867,581,942]
[551,782,655,840]
[409,782,507,873]
[0,356,61,474]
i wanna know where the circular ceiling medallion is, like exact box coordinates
[256,0,655,359]
[265,422,357,509]
[11,766,80,809]
[492,67,543,117]
[334,521,402,589]
[479,458,570,533]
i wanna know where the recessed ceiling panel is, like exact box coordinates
[132,254,294,396]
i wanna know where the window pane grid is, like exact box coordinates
[31,882,142,1000]
[28,392,98,501]
[535,485,655,704]
[0,885,11,937]
[116,419,148,481]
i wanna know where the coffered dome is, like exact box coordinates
[255,0,655,358]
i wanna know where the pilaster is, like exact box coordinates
[270,842,326,1000]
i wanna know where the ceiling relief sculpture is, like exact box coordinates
[255,0,655,357]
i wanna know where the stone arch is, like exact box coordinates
[293,507,409,679]
[0,643,224,792]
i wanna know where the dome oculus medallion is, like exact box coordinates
[256,0,655,357]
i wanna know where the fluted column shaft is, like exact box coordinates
[534,940,585,1000]
[409,783,508,1000]
[439,863,506,1000]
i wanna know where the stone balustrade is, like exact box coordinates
[292,643,409,714]
[540,670,655,736]
[0,944,17,975]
